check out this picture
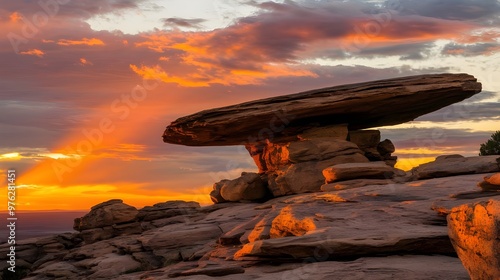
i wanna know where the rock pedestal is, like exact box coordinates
[209,127,399,200]
[244,132,372,197]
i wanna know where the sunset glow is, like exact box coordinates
[1,0,499,211]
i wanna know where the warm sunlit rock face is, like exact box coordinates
[210,132,401,200]
[163,73,481,146]
[478,173,500,191]
[447,200,500,280]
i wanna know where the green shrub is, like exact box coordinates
[479,131,500,156]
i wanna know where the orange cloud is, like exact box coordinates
[456,30,500,44]
[19,49,45,57]
[132,4,476,87]
[57,38,105,46]
[130,63,316,87]
[135,32,185,52]
[9,12,22,22]
[79,57,93,66]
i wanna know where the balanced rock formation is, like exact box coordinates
[163,74,481,202]
[447,200,500,280]
[163,74,481,146]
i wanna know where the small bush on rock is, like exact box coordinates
[479,131,500,156]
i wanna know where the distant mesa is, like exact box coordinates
[163,73,481,146]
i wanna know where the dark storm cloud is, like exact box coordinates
[162,17,206,29]
[442,42,500,56]
[0,0,148,19]
[359,42,432,59]
[396,0,500,21]
[416,101,500,123]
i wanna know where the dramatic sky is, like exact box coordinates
[0,0,499,210]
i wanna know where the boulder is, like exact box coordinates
[411,155,500,180]
[447,200,500,280]
[484,173,500,186]
[219,173,269,202]
[323,162,395,183]
[210,180,229,203]
[162,74,481,146]
[137,201,200,221]
[377,139,395,154]
[384,155,398,167]
[73,199,138,231]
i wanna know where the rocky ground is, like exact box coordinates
[1,163,498,279]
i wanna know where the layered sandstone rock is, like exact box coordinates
[322,162,395,183]
[242,134,399,198]
[73,199,138,231]
[73,199,141,244]
[137,201,200,221]
[245,137,362,173]
[163,74,481,146]
[410,155,500,180]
